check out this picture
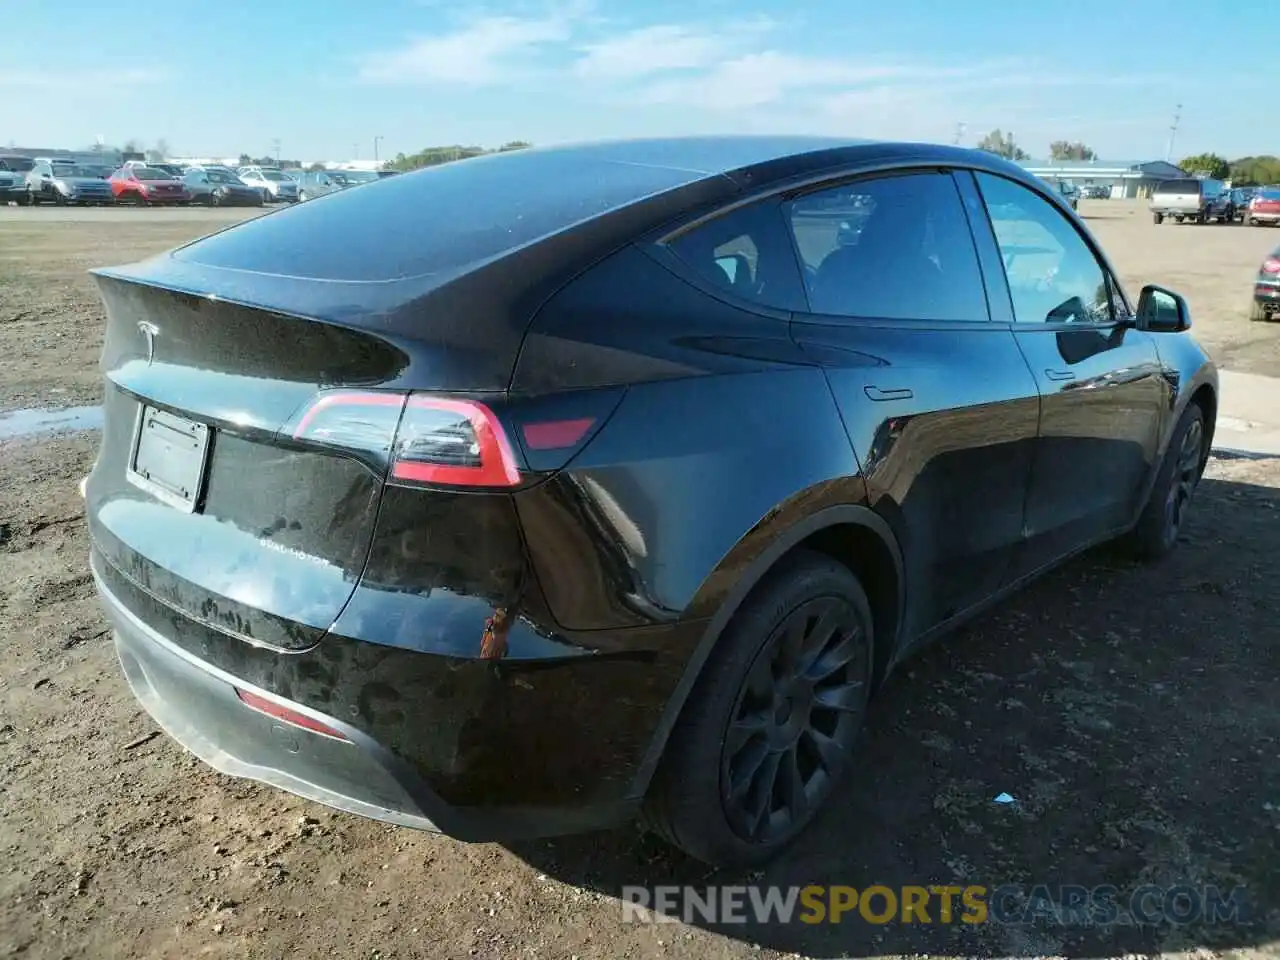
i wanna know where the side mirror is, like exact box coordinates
[1137,284,1191,333]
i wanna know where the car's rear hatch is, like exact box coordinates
[86,263,512,651]
[86,151,731,651]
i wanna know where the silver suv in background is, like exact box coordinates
[236,166,300,203]
[1150,177,1234,224]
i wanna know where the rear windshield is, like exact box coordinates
[0,156,35,172]
[1155,179,1202,194]
[1257,188,1280,199]
[174,147,705,282]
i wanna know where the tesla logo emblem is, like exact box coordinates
[137,321,159,364]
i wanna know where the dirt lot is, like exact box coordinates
[1,201,1278,960]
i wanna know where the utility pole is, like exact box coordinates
[953,122,966,146]
[1166,104,1182,163]
[373,136,383,163]
[271,138,280,164]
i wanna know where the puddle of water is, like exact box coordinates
[0,404,104,440]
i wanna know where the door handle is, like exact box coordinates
[1044,368,1076,382]
[864,385,913,401]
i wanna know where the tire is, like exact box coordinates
[15,191,31,207]
[1175,216,1184,223]
[641,549,874,867]
[298,190,308,202]
[1243,213,1254,226]
[1252,301,1271,322]
[27,189,40,206]
[1153,213,1163,224]
[1122,403,1207,562]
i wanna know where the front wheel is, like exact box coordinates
[642,549,874,867]
[1153,212,1164,224]
[1122,403,1207,561]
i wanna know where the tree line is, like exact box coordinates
[975,129,1279,185]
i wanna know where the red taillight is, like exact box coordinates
[289,389,616,488]
[392,396,521,488]
[1263,258,1280,275]
[290,390,522,489]
[235,688,349,741]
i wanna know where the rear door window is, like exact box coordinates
[785,172,990,322]
[665,200,806,311]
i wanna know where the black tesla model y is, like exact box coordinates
[85,137,1218,867]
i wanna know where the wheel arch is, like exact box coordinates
[625,503,905,801]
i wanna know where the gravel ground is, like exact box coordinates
[1,200,1278,960]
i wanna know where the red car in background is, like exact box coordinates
[1244,187,1280,227]
[109,166,190,205]
[1252,245,1280,322]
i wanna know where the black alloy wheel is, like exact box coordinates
[720,595,869,845]
[1163,415,1205,549]
[1124,402,1206,561]
[643,550,874,867]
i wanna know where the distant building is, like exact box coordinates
[5,145,123,165]
[1019,159,1188,199]
[296,159,387,172]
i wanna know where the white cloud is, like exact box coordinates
[358,15,573,85]
[572,18,773,80]
[0,67,168,90]
[574,25,727,79]
[636,52,991,112]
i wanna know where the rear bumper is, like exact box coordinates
[90,542,687,840]
[96,551,443,831]
[1247,211,1280,224]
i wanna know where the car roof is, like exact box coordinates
[98,135,1041,345]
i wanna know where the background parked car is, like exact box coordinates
[182,168,265,207]
[295,168,380,200]
[26,159,116,205]
[108,166,189,205]
[236,166,300,203]
[1150,177,1233,224]
[1244,187,1280,227]
[0,154,35,205]
[1051,179,1080,211]
[295,169,346,201]
[1253,245,1280,321]
[1230,187,1256,220]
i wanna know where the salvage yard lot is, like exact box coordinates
[1,200,1278,960]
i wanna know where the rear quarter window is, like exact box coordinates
[665,199,806,311]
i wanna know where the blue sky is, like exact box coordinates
[2,0,1270,162]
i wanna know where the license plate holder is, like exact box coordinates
[126,405,211,512]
